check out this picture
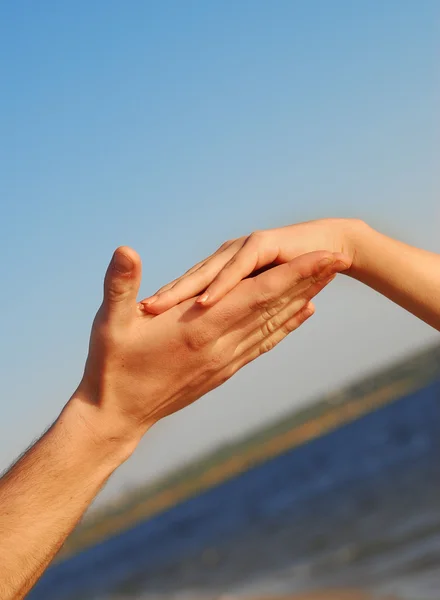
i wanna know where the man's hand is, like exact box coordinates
[140,219,357,312]
[74,246,350,451]
[0,246,348,600]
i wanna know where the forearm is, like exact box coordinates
[347,220,440,331]
[0,396,135,600]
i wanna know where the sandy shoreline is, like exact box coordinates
[125,591,399,600]
[241,593,398,599]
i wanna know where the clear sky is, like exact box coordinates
[0,1,439,506]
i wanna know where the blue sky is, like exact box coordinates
[0,1,439,501]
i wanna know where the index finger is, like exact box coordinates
[141,239,241,313]
[197,235,279,306]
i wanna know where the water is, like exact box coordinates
[30,380,440,600]
[107,456,440,599]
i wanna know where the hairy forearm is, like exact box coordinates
[0,397,135,600]
[347,220,440,331]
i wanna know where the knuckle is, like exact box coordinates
[187,262,205,276]
[281,319,297,336]
[260,316,278,337]
[303,304,315,319]
[259,338,276,355]
[181,264,209,285]
[160,278,178,292]
[283,306,313,333]
[106,284,130,304]
[249,230,265,242]
[252,288,276,312]
[224,255,238,270]
[264,303,280,319]
[252,294,268,311]
[184,265,196,276]
[245,231,265,249]
[219,239,234,251]
[182,325,213,352]
[196,262,212,277]
[251,281,273,309]
[205,348,228,376]
[167,279,181,290]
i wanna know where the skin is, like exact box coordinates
[143,218,440,331]
[0,247,349,600]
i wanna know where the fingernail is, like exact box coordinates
[197,292,209,304]
[318,257,334,269]
[334,260,350,271]
[144,296,158,306]
[303,305,315,318]
[113,251,133,274]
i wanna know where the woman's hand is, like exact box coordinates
[142,218,358,313]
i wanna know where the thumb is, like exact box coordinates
[102,246,142,322]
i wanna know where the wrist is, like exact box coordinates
[60,391,143,472]
[338,218,371,277]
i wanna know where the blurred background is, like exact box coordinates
[0,1,439,598]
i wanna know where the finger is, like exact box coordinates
[248,251,349,310]
[229,273,335,354]
[142,239,243,314]
[102,246,142,323]
[203,251,345,334]
[230,302,316,374]
[151,256,210,296]
[197,235,280,307]
[141,240,238,305]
